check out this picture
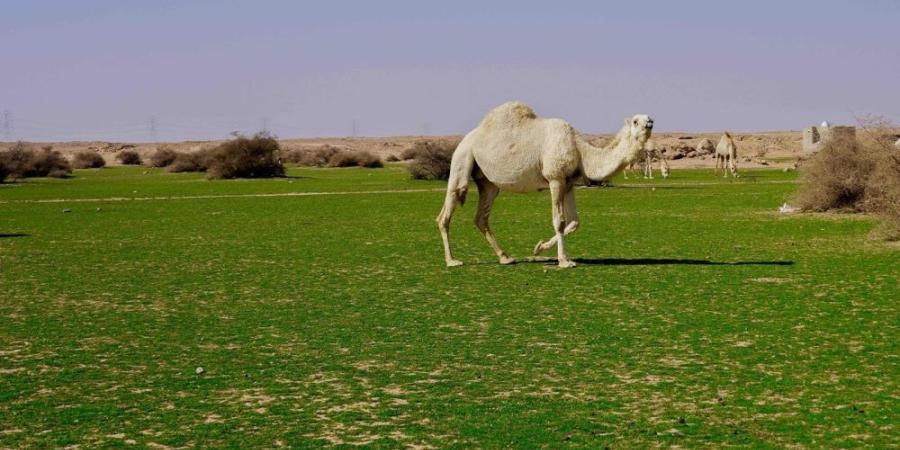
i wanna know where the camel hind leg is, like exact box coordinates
[437,143,475,267]
[473,177,514,265]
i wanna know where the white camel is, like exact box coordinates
[715,132,739,177]
[437,101,653,268]
[624,142,668,180]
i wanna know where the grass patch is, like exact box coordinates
[0,167,896,448]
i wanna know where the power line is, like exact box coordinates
[148,116,157,142]
[2,110,11,140]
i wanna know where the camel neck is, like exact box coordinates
[578,132,641,181]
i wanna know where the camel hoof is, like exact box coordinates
[499,255,516,265]
[446,259,464,268]
[558,259,577,268]
[533,241,546,256]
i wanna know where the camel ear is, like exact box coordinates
[624,117,631,126]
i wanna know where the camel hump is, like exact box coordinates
[479,101,537,128]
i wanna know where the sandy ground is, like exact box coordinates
[1,130,806,170]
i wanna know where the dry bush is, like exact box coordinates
[400,139,459,160]
[0,142,71,179]
[205,131,285,179]
[327,150,383,168]
[281,145,341,167]
[72,150,106,169]
[149,146,178,167]
[792,117,900,240]
[167,150,211,173]
[385,154,400,162]
[116,150,142,165]
[407,142,456,180]
[0,159,8,183]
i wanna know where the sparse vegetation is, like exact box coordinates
[281,145,341,167]
[792,118,900,239]
[281,145,382,168]
[0,142,71,179]
[167,150,211,173]
[406,140,456,180]
[71,150,106,169]
[149,146,178,167]
[327,150,383,168]
[115,150,142,165]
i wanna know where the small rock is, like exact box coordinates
[195,367,205,375]
[62,209,72,213]
[96,207,102,212]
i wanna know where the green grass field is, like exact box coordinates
[1,166,897,448]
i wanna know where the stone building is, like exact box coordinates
[802,124,856,154]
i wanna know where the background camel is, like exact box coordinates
[437,101,653,268]
[623,141,668,180]
[715,132,739,177]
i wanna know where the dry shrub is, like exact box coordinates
[150,146,178,167]
[282,145,341,167]
[116,150,142,165]
[407,140,456,180]
[327,150,383,168]
[0,159,8,183]
[204,131,285,179]
[167,150,211,173]
[0,142,71,179]
[385,154,400,162]
[72,150,106,169]
[792,117,900,240]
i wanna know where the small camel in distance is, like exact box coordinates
[437,101,653,268]
[715,132,739,177]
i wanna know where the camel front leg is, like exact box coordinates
[533,187,579,255]
[549,181,575,268]
[474,178,514,265]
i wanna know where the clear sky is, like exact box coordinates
[2,0,898,141]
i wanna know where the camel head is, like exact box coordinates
[625,114,654,143]
[618,114,654,163]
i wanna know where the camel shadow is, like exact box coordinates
[0,233,29,239]
[506,256,793,266]
[573,257,793,266]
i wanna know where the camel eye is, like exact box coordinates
[633,120,638,125]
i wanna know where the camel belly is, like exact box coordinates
[477,162,549,193]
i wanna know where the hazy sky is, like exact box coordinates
[2,0,899,141]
